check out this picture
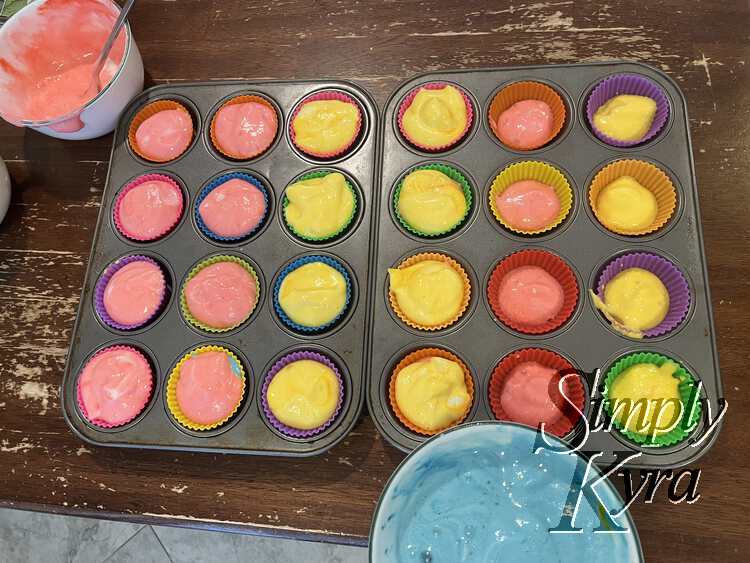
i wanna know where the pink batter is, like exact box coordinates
[134,109,193,162]
[117,179,183,240]
[176,350,244,425]
[496,180,561,231]
[0,0,126,124]
[500,361,563,427]
[184,262,256,329]
[78,347,152,426]
[496,100,553,149]
[198,178,266,238]
[213,102,277,158]
[103,260,165,326]
[498,265,564,326]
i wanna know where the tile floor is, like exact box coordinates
[0,508,368,563]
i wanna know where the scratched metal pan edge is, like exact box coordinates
[61,78,380,457]
[367,61,723,470]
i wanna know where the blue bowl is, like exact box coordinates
[370,422,643,562]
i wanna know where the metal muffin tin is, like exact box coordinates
[62,80,378,456]
[367,62,723,469]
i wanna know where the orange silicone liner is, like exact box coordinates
[487,249,579,335]
[209,94,278,160]
[488,81,567,151]
[388,347,475,436]
[388,252,471,331]
[488,348,585,438]
[128,99,194,163]
[588,159,678,236]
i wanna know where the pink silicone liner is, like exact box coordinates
[113,173,184,242]
[289,91,363,159]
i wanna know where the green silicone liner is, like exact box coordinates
[603,352,702,447]
[393,163,473,237]
[282,170,358,242]
[180,255,260,333]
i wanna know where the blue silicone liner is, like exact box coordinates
[273,255,352,333]
[194,172,270,242]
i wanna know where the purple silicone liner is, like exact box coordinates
[261,350,345,439]
[586,73,670,148]
[596,252,691,337]
[94,255,168,331]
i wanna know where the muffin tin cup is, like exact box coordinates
[260,350,345,438]
[387,347,474,436]
[594,252,691,338]
[209,94,279,160]
[393,163,473,238]
[487,348,585,438]
[165,345,247,432]
[94,255,168,331]
[77,345,154,429]
[113,173,184,242]
[488,160,573,236]
[488,81,567,151]
[289,91,363,159]
[127,99,195,163]
[586,73,670,147]
[603,352,702,447]
[282,170,358,242]
[180,255,260,333]
[487,249,579,335]
[194,172,270,242]
[397,82,474,152]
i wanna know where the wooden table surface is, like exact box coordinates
[1,1,748,560]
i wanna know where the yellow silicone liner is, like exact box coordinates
[388,252,471,331]
[166,345,246,431]
[128,99,194,163]
[209,94,278,160]
[388,347,474,436]
[488,160,573,235]
[588,159,677,236]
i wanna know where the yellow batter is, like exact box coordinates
[397,169,467,235]
[402,85,468,149]
[267,359,340,430]
[278,262,347,327]
[395,356,470,431]
[284,172,355,239]
[596,176,658,233]
[592,267,669,338]
[593,94,657,142]
[609,361,682,437]
[292,100,359,154]
[388,260,465,327]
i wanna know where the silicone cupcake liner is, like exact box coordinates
[393,163,473,237]
[397,82,474,152]
[209,94,279,160]
[289,91,363,159]
[388,347,474,436]
[487,249,579,335]
[603,352,702,447]
[488,81,567,150]
[388,252,471,331]
[194,172,270,242]
[595,252,691,338]
[180,255,260,333]
[273,255,352,333]
[166,345,246,431]
[488,348,585,438]
[586,73,670,147]
[488,160,573,236]
[77,345,154,429]
[113,173,184,242]
[261,350,345,438]
[128,99,194,162]
[589,159,677,236]
[94,255,168,331]
[282,170,358,242]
